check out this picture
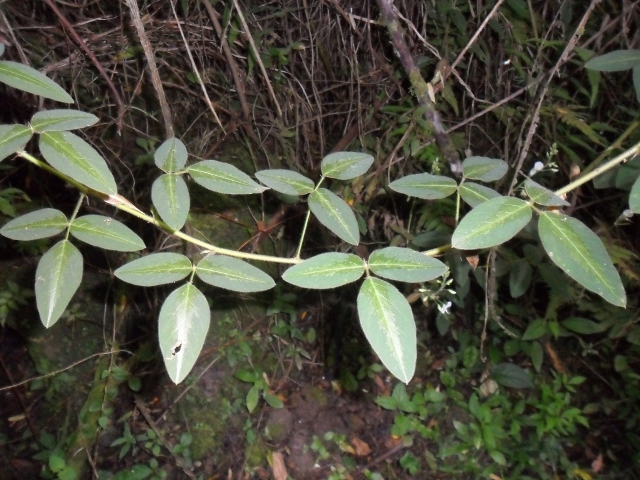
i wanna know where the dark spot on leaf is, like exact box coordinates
[171,343,182,356]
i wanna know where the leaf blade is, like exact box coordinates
[114,253,192,286]
[368,247,448,283]
[30,109,99,132]
[154,137,188,173]
[35,240,83,328]
[0,208,68,240]
[39,131,117,195]
[357,278,416,383]
[320,151,374,180]
[389,173,457,200]
[462,156,508,182]
[491,363,533,389]
[0,60,73,103]
[151,174,190,231]
[254,169,314,195]
[538,211,626,307]
[70,215,145,252]
[524,179,569,207]
[189,160,268,195]
[196,255,275,292]
[459,182,501,208]
[282,253,364,289]
[0,124,33,162]
[452,197,532,250]
[308,188,359,245]
[158,284,210,384]
[585,49,640,72]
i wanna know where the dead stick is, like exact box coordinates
[202,0,259,143]
[170,0,225,133]
[374,0,461,175]
[124,0,174,138]
[231,0,283,119]
[43,0,125,133]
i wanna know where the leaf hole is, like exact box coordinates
[171,343,182,357]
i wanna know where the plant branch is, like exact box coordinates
[202,0,257,141]
[555,140,640,197]
[124,0,174,138]
[170,0,225,133]
[507,0,601,195]
[42,0,126,133]
[17,151,300,265]
[231,0,283,119]
[374,0,462,175]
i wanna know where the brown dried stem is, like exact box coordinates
[374,0,462,175]
[124,0,174,138]
[43,0,126,133]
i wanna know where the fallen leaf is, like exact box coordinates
[465,254,479,269]
[591,453,603,473]
[271,451,288,480]
[351,435,371,456]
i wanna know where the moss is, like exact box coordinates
[176,388,231,460]
[244,438,270,469]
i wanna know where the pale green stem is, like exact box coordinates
[65,194,86,240]
[294,175,327,259]
[17,150,301,265]
[554,140,640,197]
[295,209,312,259]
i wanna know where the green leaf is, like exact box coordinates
[368,247,448,282]
[308,188,359,245]
[246,385,260,412]
[490,363,533,389]
[236,369,258,383]
[585,49,640,72]
[114,253,192,286]
[0,60,73,103]
[282,253,364,289]
[490,450,507,466]
[561,317,607,334]
[69,215,145,252]
[0,208,67,240]
[30,109,98,132]
[158,283,210,384]
[254,169,314,195]
[196,255,275,292]
[522,318,546,341]
[357,278,416,383]
[389,173,457,200]
[524,179,569,207]
[634,65,640,103]
[49,453,66,472]
[154,137,188,173]
[263,393,284,409]
[630,174,640,213]
[189,160,268,194]
[459,182,501,207]
[35,240,83,328]
[375,395,398,410]
[0,124,33,162]
[509,259,532,298]
[39,131,117,195]
[320,151,374,180]
[538,212,626,307]
[530,341,544,372]
[452,197,532,250]
[462,156,508,182]
[152,174,190,231]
